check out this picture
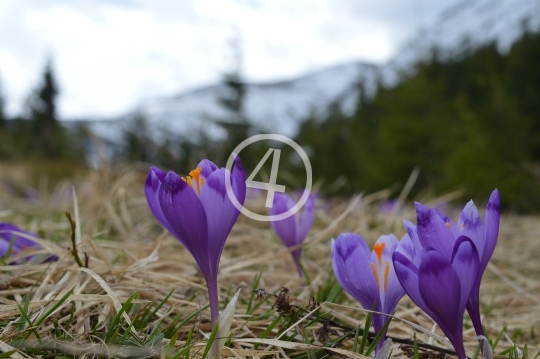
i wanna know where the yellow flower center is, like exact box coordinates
[183,167,205,195]
[371,242,390,293]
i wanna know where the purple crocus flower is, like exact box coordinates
[145,157,246,325]
[269,192,315,277]
[378,199,401,214]
[393,237,480,359]
[0,223,56,263]
[331,233,417,353]
[406,189,500,336]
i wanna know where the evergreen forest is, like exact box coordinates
[294,30,540,211]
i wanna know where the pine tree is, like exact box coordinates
[0,75,6,128]
[0,75,13,159]
[122,112,153,163]
[27,60,67,158]
[214,34,250,166]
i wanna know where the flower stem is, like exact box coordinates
[294,258,303,278]
[467,287,485,339]
[207,276,220,325]
[292,250,303,278]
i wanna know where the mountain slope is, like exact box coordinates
[87,61,379,143]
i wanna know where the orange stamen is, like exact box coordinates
[371,263,380,290]
[373,243,385,266]
[383,261,390,293]
[183,167,204,195]
[446,223,451,229]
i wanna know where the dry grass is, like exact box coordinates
[0,163,539,359]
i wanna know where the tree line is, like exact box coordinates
[293,30,540,211]
[0,61,86,162]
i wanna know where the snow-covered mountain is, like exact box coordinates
[383,0,540,84]
[86,61,379,145]
[83,0,540,146]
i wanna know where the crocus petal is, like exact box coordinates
[370,235,404,315]
[376,235,406,347]
[0,223,38,249]
[419,251,460,328]
[466,285,483,336]
[433,208,452,223]
[158,171,210,276]
[481,189,500,271]
[402,220,422,250]
[450,236,480,310]
[395,234,414,259]
[199,167,244,273]
[0,240,14,257]
[419,250,466,359]
[197,159,219,178]
[433,208,462,238]
[0,222,57,263]
[297,194,315,241]
[270,193,298,247]
[457,201,485,257]
[393,252,437,320]
[465,190,501,337]
[331,234,380,311]
[145,167,176,235]
[415,202,455,258]
[270,190,313,277]
[231,155,247,206]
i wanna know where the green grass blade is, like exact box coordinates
[358,307,374,354]
[35,287,74,327]
[246,270,263,315]
[5,236,16,261]
[118,317,137,345]
[492,324,506,351]
[104,291,139,343]
[147,288,175,324]
[17,304,41,342]
[254,314,281,349]
[413,333,419,359]
[167,327,179,349]
[163,310,185,338]
[472,342,481,359]
[0,350,17,358]
[201,320,220,359]
[164,304,209,340]
[365,316,392,356]
[352,325,361,353]
[184,326,194,359]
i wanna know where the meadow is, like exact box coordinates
[0,163,538,359]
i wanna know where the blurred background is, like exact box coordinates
[1,0,540,210]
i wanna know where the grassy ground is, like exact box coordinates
[0,163,538,358]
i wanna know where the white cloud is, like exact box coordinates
[0,0,456,119]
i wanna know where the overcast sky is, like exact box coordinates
[0,0,457,119]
